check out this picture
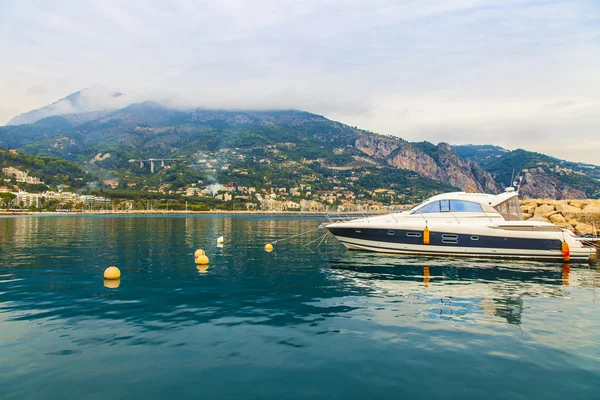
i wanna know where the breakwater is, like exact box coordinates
[520,199,600,235]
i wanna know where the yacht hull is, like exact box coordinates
[327,227,594,262]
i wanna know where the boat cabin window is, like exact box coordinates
[449,200,483,212]
[493,196,523,221]
[413,201,441,214]
[412,200,483,214]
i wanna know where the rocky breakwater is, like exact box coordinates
[520,199,600,235]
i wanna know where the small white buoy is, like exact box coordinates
[217,236,224,244]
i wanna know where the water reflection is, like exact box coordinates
[327,252,600,326]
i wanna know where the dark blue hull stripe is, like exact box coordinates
[327,227,562,251]
[336,239,585,261]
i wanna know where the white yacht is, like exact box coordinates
[325,189,597,262]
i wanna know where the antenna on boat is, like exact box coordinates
[514,176,523,193]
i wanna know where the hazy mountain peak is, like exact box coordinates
[6,86,130,126]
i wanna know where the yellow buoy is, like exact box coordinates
[423,227,430,245]
[194,249,205,258]
[264,243,274,252]
[196,255,209,265]
[104,266,121,280]
[104,279,120,289]
[197,264,209,274]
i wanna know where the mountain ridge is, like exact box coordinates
[6,87,127,126]
[1,97,598,200]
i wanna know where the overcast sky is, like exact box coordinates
[1,0,599,163]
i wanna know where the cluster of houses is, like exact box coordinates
[2,167,44,185]
[0,189,110,209]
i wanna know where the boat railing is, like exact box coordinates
[325,211,387,224]
[576,234,600,250]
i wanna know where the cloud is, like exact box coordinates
[0,0,599,163]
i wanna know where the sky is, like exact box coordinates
[1,0,599,163]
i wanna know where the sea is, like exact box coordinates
[1,215,599,399]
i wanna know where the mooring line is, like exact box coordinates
[316,233,328,249]
[273,227,321,244]
[303,233,328,248]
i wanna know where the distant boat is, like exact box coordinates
[325,189,597,262]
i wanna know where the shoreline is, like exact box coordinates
[0,210,387,216]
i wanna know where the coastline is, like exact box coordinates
[0,210,384,216]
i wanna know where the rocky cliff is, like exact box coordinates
[355,136,499,193]
[519,171,588,199]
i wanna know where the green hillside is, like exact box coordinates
[0,147,91,190]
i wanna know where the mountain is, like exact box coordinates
[453,144,600,199]
[1,97,598,200]
[6,86,128,126]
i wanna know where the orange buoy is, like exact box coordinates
[562,263,570,286]
[561,241,570,261]
[423,227,430,245]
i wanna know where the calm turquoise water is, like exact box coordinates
[1,215,599,399]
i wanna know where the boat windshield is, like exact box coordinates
[411,200,483,214]
[493,196,523,221]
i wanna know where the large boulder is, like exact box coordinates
[534,204,555,216]
[567,219,581,226]
[521,202,538,215]
[529,215,551,223]
[522,213,532,220]
[554,221,575,231]
[575,223,595,236]
[583,203,600,213]
[555,203,581,214]
[569,200,589,209]
[549,213,566,224]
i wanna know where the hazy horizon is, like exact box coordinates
[1,0,599,163]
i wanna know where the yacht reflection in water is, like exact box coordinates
[327,253,599,325]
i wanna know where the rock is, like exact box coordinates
[543,211,561,219]
[549,213,566,224]
[529,215,551,223]
[554,221,574,231]
[522,213,532,220]
[534,204,555,216]
[567,219,580,226]
[569,200,589,209]
[555,203,581,214]
[538,199,561,206]
[575,223,595,236]
[583,203,600,213]
[522,202,538,215]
